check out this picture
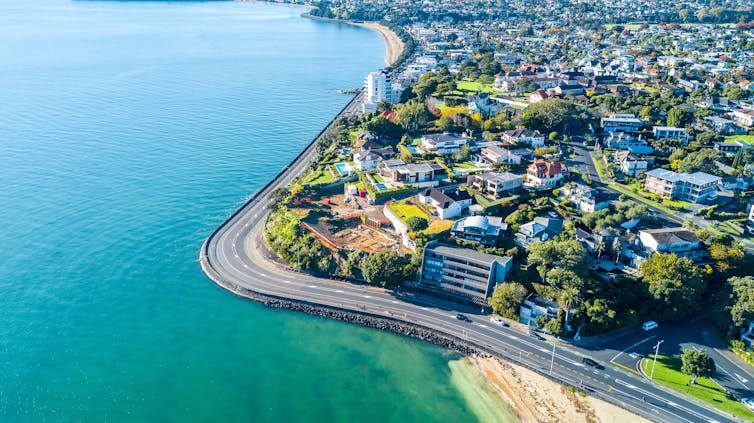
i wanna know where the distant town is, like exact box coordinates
[253,0,754,419]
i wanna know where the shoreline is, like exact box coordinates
[302,13,404,66]
[201,6,652,423]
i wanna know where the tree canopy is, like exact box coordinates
[641,253,706,320]
[360,251,411,287]
[519,98,583,134]
[681,349,715,380]
[488,282,528,320]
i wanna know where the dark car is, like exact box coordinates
[528,330,545,341]
[582,357,604,369]
[456,314,470,322]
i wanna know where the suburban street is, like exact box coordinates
[199,101,751,422]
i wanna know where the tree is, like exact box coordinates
[488,282,528,320]
[666,107,691,127]
[396,100,433,132]
[681,349,715,384]
[641,253,706,320]
[360,251,409,287]
[676,148,725,175]
[519,98,582,134]
[558,286,581,330]
[585,298,617,333]
[713,276,754,332]
[545,310,566,335]
[406,216,429,232]
[363,116,402,140]
[528,239,588,282]
[708,242,745,275]
[546,268,585,291]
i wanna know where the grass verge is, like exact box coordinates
[641,355,754,421]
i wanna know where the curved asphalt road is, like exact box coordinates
[200,97,743,423]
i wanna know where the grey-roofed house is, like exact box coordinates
[514,217,563,248]
[638,227,706,261]
[379,160,440,188]
[451,215,507,246]
[467,172,523,199]
[418,188,473,219]
[420,132,468,155]
[714,141,746,156]
[502,128,546,148]
[417,240,513,305]
[561,183,616,212]
[601,114,644,133]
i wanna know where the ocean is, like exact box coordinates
[0,1,516,421]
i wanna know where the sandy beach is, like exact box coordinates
[353,22,405,66]
[472,357,650,423]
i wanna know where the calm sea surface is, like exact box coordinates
[0,1,516,421]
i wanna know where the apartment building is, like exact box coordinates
[418,241,512,305]
[644,168,721,203]
[467,172,523,199]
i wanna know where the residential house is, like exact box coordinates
[554,82,584,96]
[704,116,741,135]
[732,109,754,127]
[467,172,523,199]
[379,160,442,187]
[525,160,569,189]
[747,201,754,235]
[714,141,746,156]
[644,169,721,203]
[418,188,473,219]
[420,133,468,155]
[602,132,654,154]
[418,241,513,305]
[529,89,551,103]
[502,129,546,148]
[561,183,615,212]
[653,126,688,143]
[613,150,648,177]
[520,294,572,326]
[601,113,644,133]
[638,227,706,261]
[353,151,382,171]
[451,215,507,246]
[514,217,563,248]
[477,145,526,165]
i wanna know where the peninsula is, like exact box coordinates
[203,2,754,421]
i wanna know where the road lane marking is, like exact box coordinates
[307,285,318,288]
[335,290,344,293]
[363,295,371,299]
[735,373,749,383]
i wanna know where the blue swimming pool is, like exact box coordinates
[334,162,352,176]
[375,183,387,190]
[407,146,420,154]
[340,149,351,156]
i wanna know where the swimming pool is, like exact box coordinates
[407,146,420,154]
[375,183,387,191]
[334,162,352,176]
[340,149,351,156]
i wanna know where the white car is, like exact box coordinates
[742,398,754,412]
[489,316,509,327]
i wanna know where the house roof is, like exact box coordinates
[429,243,511,266]
[505,128,544,139]
[528,160,567,176]
[640,227,700,245]
[421,188,472,209]
[422,132,465,146]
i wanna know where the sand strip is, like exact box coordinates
[352,22,405,66]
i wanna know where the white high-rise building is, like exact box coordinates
[362,71,391,113]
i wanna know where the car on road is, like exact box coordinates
[581,357,604,369]
[489,316,509,327]
[642,320,658,331]
[742,398,754,412]
[456,314,471,322]
[528,330,545,341]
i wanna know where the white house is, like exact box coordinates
[477,145,526,165]
[613,150,648,177]
[525,160,569,189]
[418,188,473,219]
[353,151,381,171]
[602,132,654,154]
[653,126,688,143]
[638,227,706,261]
[420,133,468,155]
[502,129,546,148]
[601,113,644,133]
[561,183,614,212]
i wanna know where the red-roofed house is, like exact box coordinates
[526,160,569,189]
[529,89,550,103]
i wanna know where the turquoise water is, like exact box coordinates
[0,1,516,421]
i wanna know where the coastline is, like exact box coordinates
[302,13,404,66]
[201,6,651,423]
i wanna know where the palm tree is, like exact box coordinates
[612,237,622,264]
[595,241,606,259]
[558,287,580,331]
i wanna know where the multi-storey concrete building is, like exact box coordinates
[418,241,512,305]
[467,172,523,198]
[644,168,720,203]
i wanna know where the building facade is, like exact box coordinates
[467,172,523,198]
[644,169,720,203]
[418,241,512,305]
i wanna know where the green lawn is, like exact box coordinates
[725,135,754,144]
[372,173,384,183]
[608,183,676,214]
[424,219,455,235]
[625,181,691,209]
[642,355,754,421]
[387,199,430,223]
[591,155,607,180]
[304,168,335,186]
[456,80,497,94]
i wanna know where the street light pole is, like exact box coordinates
[549,336,558,375]
[650,339,664,380]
